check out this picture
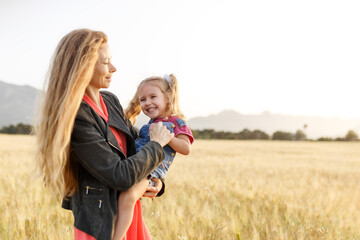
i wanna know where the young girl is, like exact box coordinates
[113,74,194,240]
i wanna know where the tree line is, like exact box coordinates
[192,128,359,141]
[0,123,359,141]
[0,123,33,135]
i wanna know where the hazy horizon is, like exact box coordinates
[2,79,360,122]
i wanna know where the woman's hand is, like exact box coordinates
[149,122,174,147]
[142,178,163,198]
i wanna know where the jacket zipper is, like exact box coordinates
[85,186,103,194]
[84,186,103,209]
[107,140,124,156]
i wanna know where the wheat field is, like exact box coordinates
[1,134,360,240]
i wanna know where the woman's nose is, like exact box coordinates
[109,63,117,73]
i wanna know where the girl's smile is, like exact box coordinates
[138,84,169,120]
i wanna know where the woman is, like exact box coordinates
[35,29,173,240]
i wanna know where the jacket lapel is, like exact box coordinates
[101,93,133,139]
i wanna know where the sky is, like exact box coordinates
[0,0,360,119]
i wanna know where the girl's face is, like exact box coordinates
[138,83,169,120]
[89,43,117,90]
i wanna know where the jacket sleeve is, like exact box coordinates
[70,108,165,192]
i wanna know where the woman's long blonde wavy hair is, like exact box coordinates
[35,29,107,199]
[125,74,185,125]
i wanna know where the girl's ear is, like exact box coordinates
[166,91,172,104]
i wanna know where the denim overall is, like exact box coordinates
[136,119,183,186]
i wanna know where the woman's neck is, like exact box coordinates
[85,86,101,108]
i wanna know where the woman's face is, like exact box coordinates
[89,43,117,89]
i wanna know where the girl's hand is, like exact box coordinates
[142,178,162,198]
[149,122,174,147]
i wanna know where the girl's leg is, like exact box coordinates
[113,178,150,240]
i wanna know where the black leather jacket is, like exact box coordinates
[62,91,165,239]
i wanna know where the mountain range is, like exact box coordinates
[0,80,40,127]
[187,110,360,139]
[1,80,359,139]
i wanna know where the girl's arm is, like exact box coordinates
[168,134,191,155]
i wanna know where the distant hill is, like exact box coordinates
[188,110,360,139]
[0,80,152,129]
[0,80,40,127]
[1,81,359,139]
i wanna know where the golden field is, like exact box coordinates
[1,134,360,240]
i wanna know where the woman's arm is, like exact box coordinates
[142,178,164,198]
[71,110,172,192]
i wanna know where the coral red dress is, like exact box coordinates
[75,94,151,240]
